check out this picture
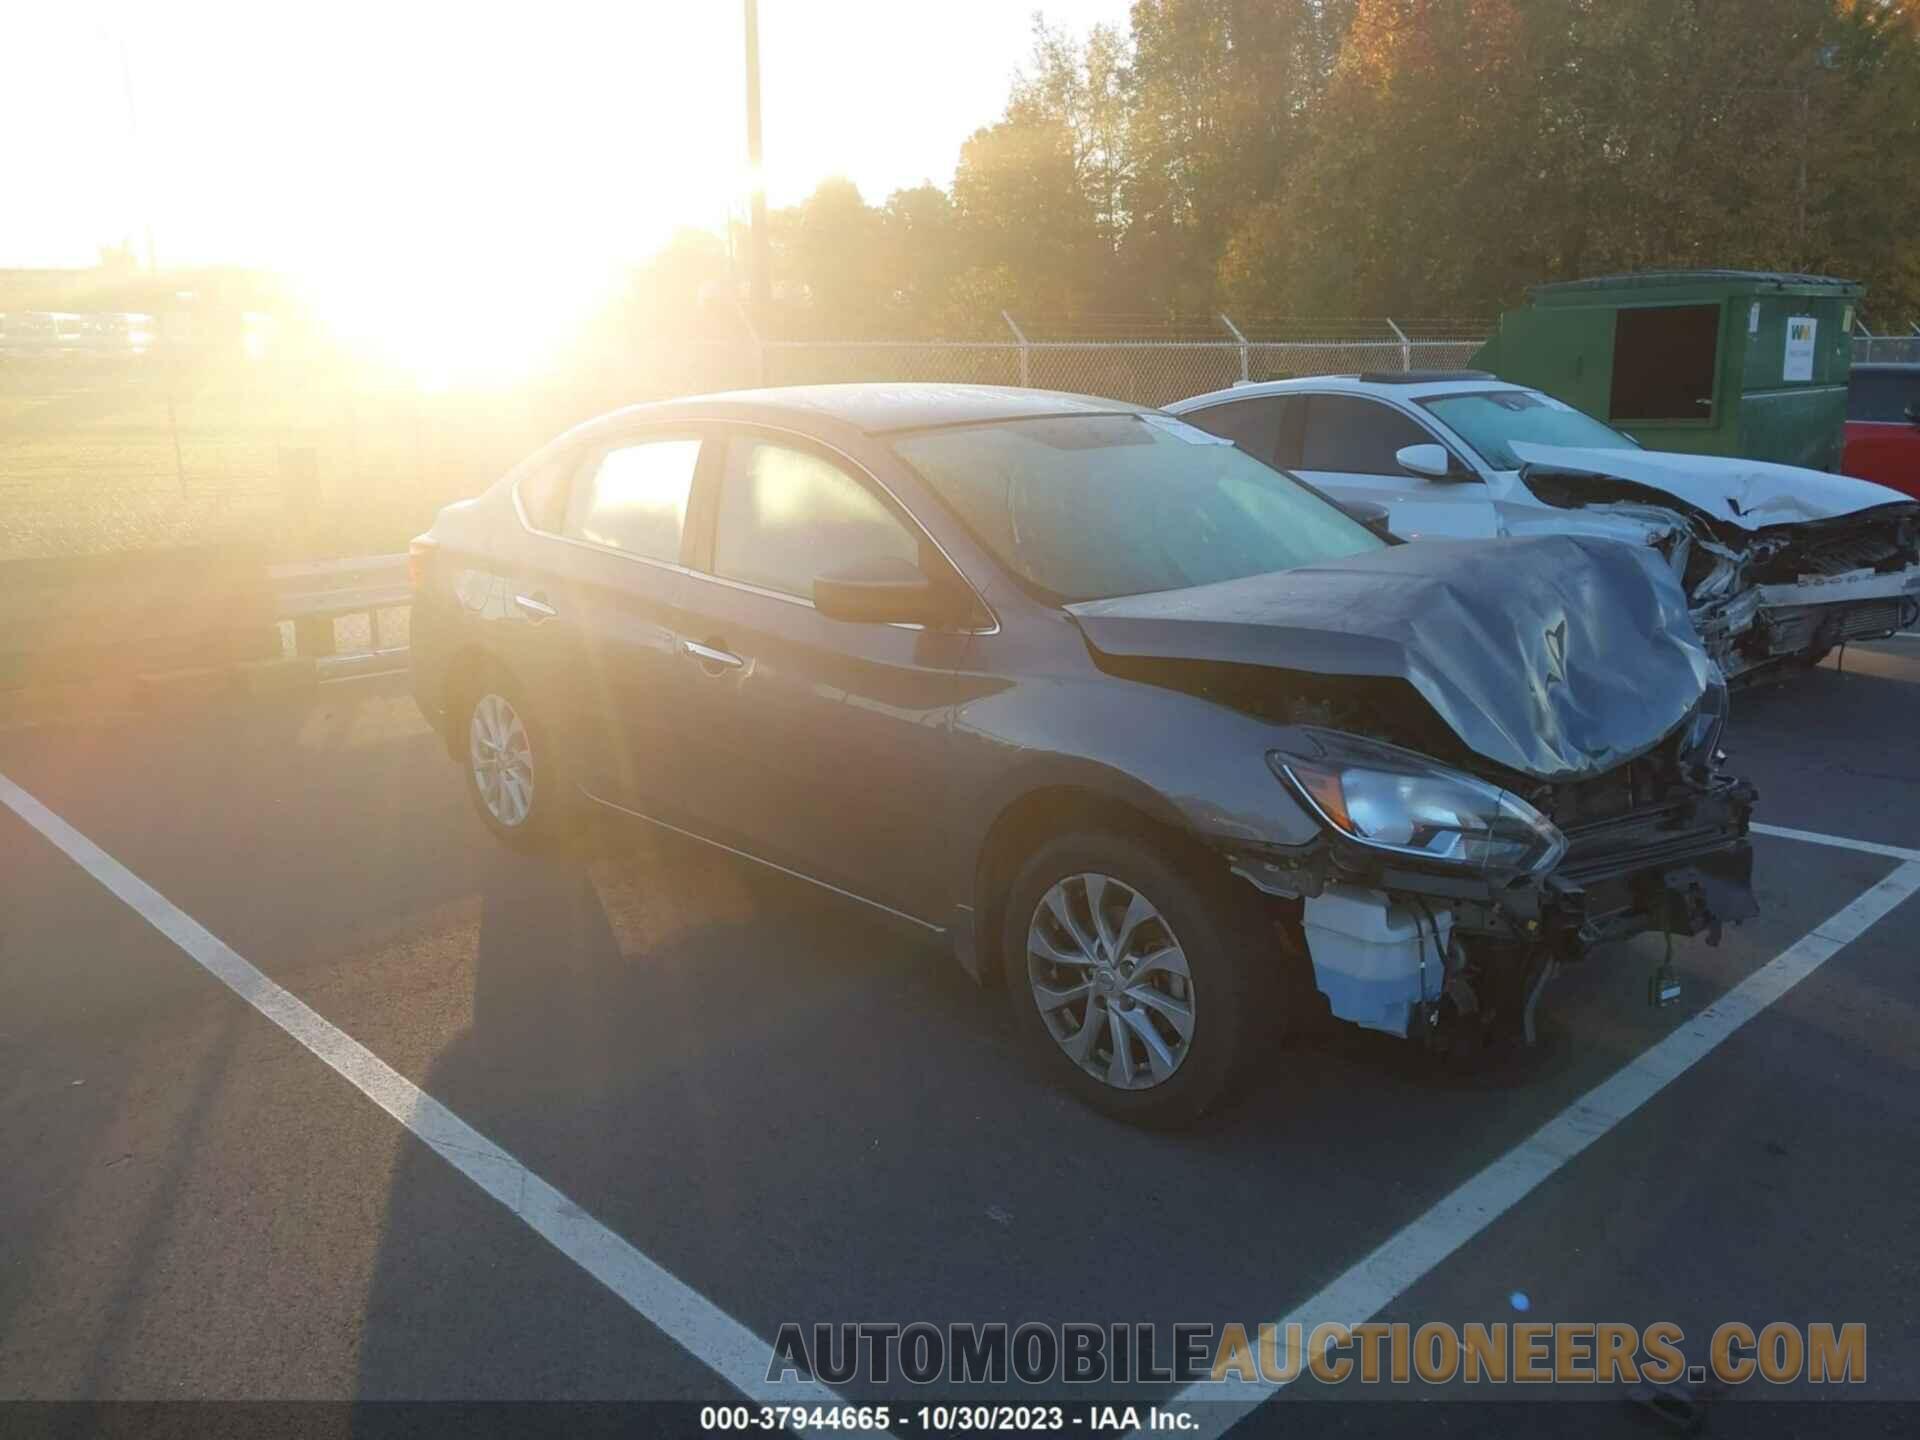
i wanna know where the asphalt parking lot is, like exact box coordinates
[3,638,1918,1434]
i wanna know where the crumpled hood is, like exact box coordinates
[1067,534,1713,782]
[1511,442,1915,530]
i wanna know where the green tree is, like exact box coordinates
[638,0,1920,339]
[1216,0,1920,319]
[628,227,735,335]
[1124,0,1356,313]
[951,113,1104,315]
[878,184,965,334]
[1009,16,1135,254]
[783,177,887,336]
[1813,0,1920,319]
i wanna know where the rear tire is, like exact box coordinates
[454,664,579,853]
[1002,830,1272,1128]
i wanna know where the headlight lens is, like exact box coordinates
[1681,665,1729,763]
[1269,730,1567,876]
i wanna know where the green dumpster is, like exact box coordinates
[1471,270,1864,472]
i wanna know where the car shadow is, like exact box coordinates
[3,665,1894,1405]
[343,791,1826,1406]
[1727,651,1919,847]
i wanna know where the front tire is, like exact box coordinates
[1003,830,1268,1127]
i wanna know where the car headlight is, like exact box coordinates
[1269,730,1567,877]
[1681,665,1729,763]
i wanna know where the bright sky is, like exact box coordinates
[7,0,1129,270]
[7,0,1128,381]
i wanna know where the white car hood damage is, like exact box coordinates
[1508,442,1912,529]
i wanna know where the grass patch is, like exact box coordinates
[1,371,659,560]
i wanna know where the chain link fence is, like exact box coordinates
[1853,332,1920,364]
[761,341,1022,389]
[5,318,1497,563]
[8,313,1908,564]
[754,318,1491,410]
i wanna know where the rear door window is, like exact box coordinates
[564,436,701,563]
[516,447,577,533]
[1298,395,1435,473]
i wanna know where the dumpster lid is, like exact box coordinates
[1530,269,1864,299]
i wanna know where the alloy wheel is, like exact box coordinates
[469,693,534,828]
[1027,872,1194,1090]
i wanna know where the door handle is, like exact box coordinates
[514,591,557,620]
[682,638,744,670]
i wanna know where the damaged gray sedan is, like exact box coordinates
[411,385,1758,1127]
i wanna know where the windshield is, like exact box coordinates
[1848,369,1919,422]
[1420,389,1640,470]
[892,413,1383,603]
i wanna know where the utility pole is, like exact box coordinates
[744,0,771,329]
[1797,86,1810,251]
[118,33,157,270]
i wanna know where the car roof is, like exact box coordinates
[1851,362,1920,375]
[1168,374,1530,409]
[605,383,1150,437]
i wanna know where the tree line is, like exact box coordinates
[632,0,1920,340]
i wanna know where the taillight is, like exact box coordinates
[408,537,438,591]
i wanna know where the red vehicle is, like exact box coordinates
[1843,363,1920,500]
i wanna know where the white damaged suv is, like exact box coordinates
[1169,373,1920,682]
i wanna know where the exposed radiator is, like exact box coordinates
[1837,599,1909,640]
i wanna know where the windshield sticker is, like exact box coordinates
[1142,413,1233,445]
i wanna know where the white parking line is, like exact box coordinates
[10,762,1917,1425]
[1137,860,1920,1439]
[317,667,411,685]
[1753,821,1920,864]
[0,770,840,1409]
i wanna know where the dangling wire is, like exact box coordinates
[1649,925,1679,1008]
[1412,896,1446,1005]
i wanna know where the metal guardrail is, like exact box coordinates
[271,553,410,614]
[269,553,410,673]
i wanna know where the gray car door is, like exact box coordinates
[1291,393,1502,539]
[669,427,969,922]
[491,429,705,817]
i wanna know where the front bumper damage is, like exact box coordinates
[1521,463,1920,683]
[1700,565,1920,680]
[1745,567,1920,668]
[1229,774,1759,1045]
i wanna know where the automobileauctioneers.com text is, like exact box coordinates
[766,1319,1865,1388]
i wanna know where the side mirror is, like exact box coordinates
[1333,497,1395,538]
[1396,443,1470,481]
[1905,398,1920,427]
[814,555,963,627]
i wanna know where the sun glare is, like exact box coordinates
[295,238,619,391]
